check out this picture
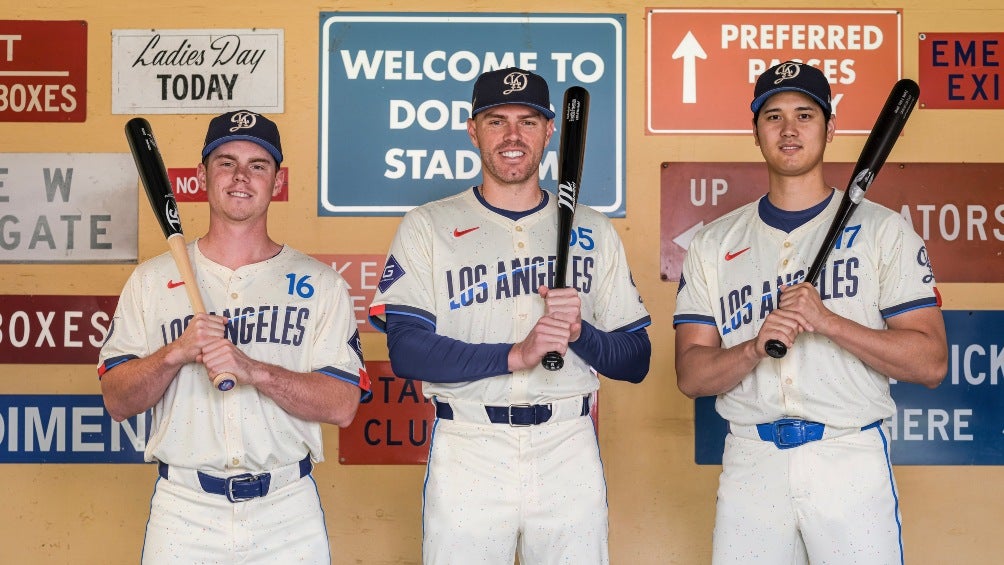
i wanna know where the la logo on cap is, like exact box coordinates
[772,62,802,85]
[229,111,259,133]
[502,71,529,95]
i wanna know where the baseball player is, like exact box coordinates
[673,61,948,564]
[98,110,371,564]
[368,67,651,565]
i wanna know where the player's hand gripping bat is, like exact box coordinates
[125,117,237,391]
[542,86,590,371]
[764,79,920,359]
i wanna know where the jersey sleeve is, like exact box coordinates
[368,207,437,332]
[97,262,156,377]
[673,229,718,328]
[580,207,651,333]
[312,268,371,400]
[876,212,941,317]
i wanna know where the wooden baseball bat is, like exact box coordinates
[765,79,920,358]
[124,117,236,391]
[542,86,590,371]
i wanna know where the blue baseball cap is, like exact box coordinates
[202,110,283,165]
[751,61,832,116]
[471,67,555,120]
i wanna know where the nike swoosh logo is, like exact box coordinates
[453,226,480,237]
[725,247,751,261]
[167,280,186,289]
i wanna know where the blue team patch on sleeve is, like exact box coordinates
[348,329,364,364]
[378,255,405,293]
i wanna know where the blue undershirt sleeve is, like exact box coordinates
[385,313,511,383]
[568,321,651,383]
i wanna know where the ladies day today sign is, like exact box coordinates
[317,13,626,217]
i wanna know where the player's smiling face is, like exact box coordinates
[754,91,834,178]
[198,140,284,224]
[468,104,554,188]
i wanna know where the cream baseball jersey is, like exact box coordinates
[98,242,369,473]
[674,191,940,428]
[369,188,650,405]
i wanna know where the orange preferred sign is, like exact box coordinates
[647,8,902,134]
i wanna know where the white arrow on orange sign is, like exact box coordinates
[672,31,707,104]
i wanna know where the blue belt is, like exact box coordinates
[756,419,882,450]
[158,455,312,503]
[435,396,590,426]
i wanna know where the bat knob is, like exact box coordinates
[764,339,788,359]
[541,351,564,371]
[213,373,237,392]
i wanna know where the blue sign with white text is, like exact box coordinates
[318,13,626,216]
[0,395,149,463]
[695,311,1004,465]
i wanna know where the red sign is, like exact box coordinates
[647,9,902,134]
[339,360,602,465]
[0,295,117,363]
[661,162,1004,283]
[312,254,386,333]
[338,361,434,464]
[918,33,1003,109]
[0,21,87,122]
[169,167,289,202]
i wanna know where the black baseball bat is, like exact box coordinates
[124,117,237,391]
[764,78,920,359]
[542,86,590,371]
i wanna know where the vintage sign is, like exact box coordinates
[0,20,87,122]
[0,395,149,463]
[338,361,435,464]
[111,29,283,114]
[339,360,601,465]
[661,162,1004,283]
[918,32,1004,109]
[170,167,289,202]
[647,8,902,133]
[318,13,626,216]
[695,311,1004,465]
[311,254,387,333]
[0,295,117,364]
[0,153,138,263]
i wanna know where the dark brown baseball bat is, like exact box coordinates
[765,79,920,358]
[124,117,237,391]
[542,86,590,371]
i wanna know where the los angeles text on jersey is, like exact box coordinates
[720,260,860,335]
[445,254,594,310]
[159,305,310,346]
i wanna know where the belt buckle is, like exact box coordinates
[772,419,806,449]
[508,404,532,426]
[225,473,262,503]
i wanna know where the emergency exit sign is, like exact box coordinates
[918,33,1003,109]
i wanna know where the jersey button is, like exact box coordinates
[782,259,789,267]
[516,225,524,232]
[784,241,792,248]
[517,242,525,249]
[230,292,239,299]
[231,457,240,466]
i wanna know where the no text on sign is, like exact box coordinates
[918,33,1004,109]
[647,8,902,133]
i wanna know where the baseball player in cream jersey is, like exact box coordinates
[674,61,947,564]
[98,111,370,564]
[369,68,651,565]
